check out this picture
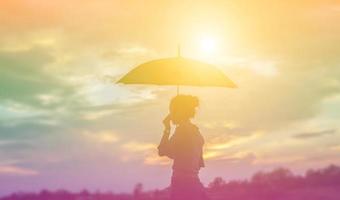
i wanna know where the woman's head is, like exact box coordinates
[169,95,199,125]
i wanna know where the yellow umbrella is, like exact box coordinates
[116,56,237,94]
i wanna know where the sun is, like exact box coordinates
[198,35,218,55]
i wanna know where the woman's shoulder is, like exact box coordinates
[190,123,204,143]
[184,123,203,139]
[190,122,200,133]
[177,122,199,132]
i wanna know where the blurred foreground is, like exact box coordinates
[2,165,340,200]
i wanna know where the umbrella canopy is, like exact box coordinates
[116,57,237,92]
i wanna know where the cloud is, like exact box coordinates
[0,139,34,151]
[121,141,171,166]
[331,145,340,152]
[36,93,62,106]
[205,130,264,151]
[219,152,257,164]
[82,130,120,144]
[122,141,156,152]
[0,165,38,176]
[144,154,170,166]
[0,47,87,122]
[81,109,117,121]
[293,129,336,139]
[0,48,60,103]
[203,150,223,160]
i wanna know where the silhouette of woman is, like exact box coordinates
[158,95,208,200]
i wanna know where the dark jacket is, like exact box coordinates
[158,122,205,173]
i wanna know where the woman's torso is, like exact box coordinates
[169,122,205,173]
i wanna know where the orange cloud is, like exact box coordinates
[203,150,223,160]
[144,154,171,166]
[206,130,264,150]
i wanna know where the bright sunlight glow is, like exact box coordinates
[199,36,218,54]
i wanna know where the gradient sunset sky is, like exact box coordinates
[1,0,340,196]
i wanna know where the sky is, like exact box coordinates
[1,0,340,196]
